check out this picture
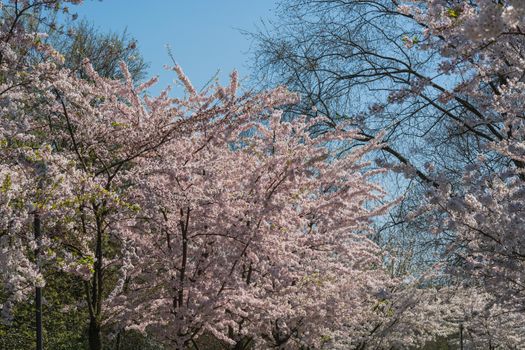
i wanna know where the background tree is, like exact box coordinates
[49,19,148,81]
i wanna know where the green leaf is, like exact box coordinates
[447,8,460,18]
[1,174,12,193]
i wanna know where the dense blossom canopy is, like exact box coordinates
[3,0,525,349]
[0,1,397,349]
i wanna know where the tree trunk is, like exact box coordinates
[34,212,43,350]
[88,317,102,350]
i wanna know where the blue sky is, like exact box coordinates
[74,0,278,91]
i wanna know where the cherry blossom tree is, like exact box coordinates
[376,285,525,349]
[11,0,525,348]
[106,88,398,349]
[0,0,85,321]
[253,0,525,347]
[251,0,525,278]
[392,1,525,347]
[1,2,297,348]
[0,4,328,348]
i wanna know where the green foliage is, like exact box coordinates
[0,272,166,350]
[419,335,457,349]
[0,272,88,350]
[1,173,11,193]
[446,8,461,19]
[49,20,149,81]
[402,35,420,46]
[110,121,130,128]
[109,331,165,350]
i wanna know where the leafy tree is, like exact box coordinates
[49,19,148,81]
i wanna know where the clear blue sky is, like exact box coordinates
[74,0,278,91]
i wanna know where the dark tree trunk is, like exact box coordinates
[34,212,43,350]
[88,317,102,350]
